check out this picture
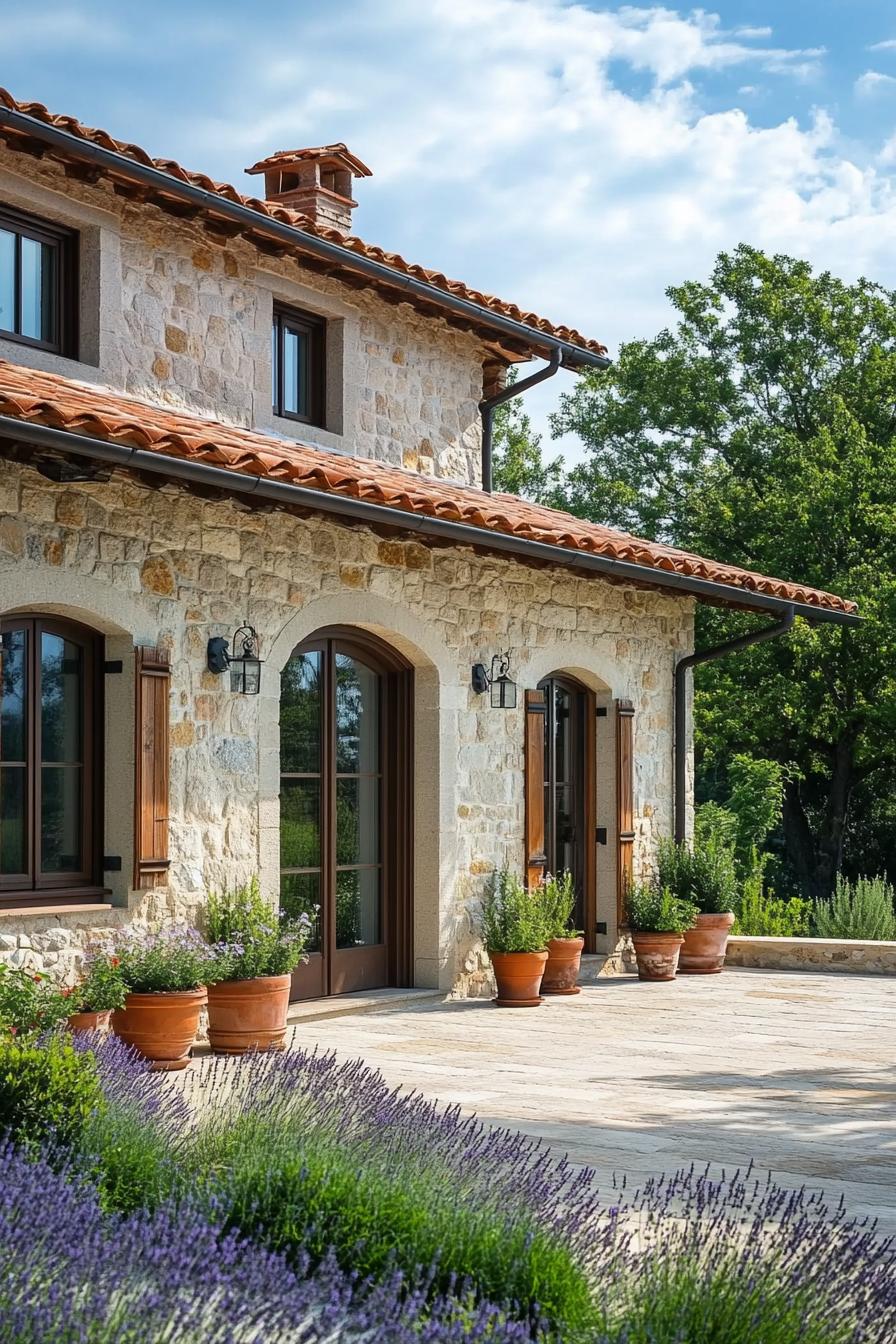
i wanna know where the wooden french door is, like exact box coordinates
[279,629,413,1000]
[539,675,597,951]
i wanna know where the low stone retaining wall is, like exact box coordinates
[727,935,896,975]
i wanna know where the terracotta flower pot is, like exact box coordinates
[206,974,292,1054]
[67,1008,112,1034]
[111,988,207,1072]
[679,911,736,975]
[542,937,585,995]
[631,932,684,982]
[490,949,548,1007]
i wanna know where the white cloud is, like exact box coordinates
[855,70,896,96]
[13,0,896,461]
[868,39,896,52]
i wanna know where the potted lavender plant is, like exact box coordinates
[205,878,310,1054]
[111,927,218,1071]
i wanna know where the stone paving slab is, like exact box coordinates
[280,967,896,1232]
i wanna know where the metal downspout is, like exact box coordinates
[479,350,563,492]
[673,605,796,842]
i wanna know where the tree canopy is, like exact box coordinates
[496,245,896,898]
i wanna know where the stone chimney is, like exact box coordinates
[245,144,372,233]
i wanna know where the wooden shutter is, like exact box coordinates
[134,646,171,889]
[615,698,635,928]
[524,689,547,889]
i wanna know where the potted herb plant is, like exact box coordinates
[626,882,699,981]
[540,871,585,995]
[657,837,738,975]
[205,878,311,1054]
[111,927,218,1071]
[64,951,128,1033]
[480,869,550,1007]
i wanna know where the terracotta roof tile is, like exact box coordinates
[0,362,856,616]
[0,89,605,358]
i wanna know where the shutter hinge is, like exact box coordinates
[596,921,608,935]
[596,706,608,717]
[103,855,122,872]
[103,659,123,674]
[595,826,607,845]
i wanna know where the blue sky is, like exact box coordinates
[4,0,896,460]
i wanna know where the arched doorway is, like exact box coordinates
[538,673,597,949]
[279,627,413,1000]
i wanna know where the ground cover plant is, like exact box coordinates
[814,876,896,942]
[1,1034,895,1341]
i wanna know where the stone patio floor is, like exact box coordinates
[283,967,896,1233]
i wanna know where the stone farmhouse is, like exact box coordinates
[0,90,858,997]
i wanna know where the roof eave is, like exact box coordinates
[0,102,610,372]
[0,416,860,626]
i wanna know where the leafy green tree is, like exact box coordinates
[553,245,896,900]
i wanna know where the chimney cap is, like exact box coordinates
[245,144,372,180]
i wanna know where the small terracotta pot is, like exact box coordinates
[206,974,292,1054]
[679,911,735,975]
[542,937,585,995]
[67,1008,112,1034]
[490,949,548,1007]
[111,989,207,1072]
[631,932,684,982]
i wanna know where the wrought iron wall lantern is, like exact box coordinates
[207,623,264,695]
[471,651,517,709]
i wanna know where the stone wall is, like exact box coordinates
[0,146,485,483]
[726,936,896,976]
[0,461,694,993]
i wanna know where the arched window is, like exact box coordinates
[280,628,413,1000]
[1,614,102,907]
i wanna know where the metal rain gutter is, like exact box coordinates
[0,103,612,373]
[673,607,797,842]
[479,350,562,493]
[1,416,861,631]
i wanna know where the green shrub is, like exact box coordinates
[206,877,311,981]
[479,869,550,952]
[734,873,812,937]
[813,875,896,941]
[540,870,581,939]
[656,836,737,914]
[627,883,698,934]
[0,964,72,1038]
[0,1034,105,1152]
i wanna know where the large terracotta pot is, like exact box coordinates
[67,1009,112,1034]
[111,989,207,1072]
[206,974,292,1054]
[631,932,684,982]
[679,912,736,975]
[490,950,548,1007]
[542,937,585,995]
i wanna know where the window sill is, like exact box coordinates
[0,903,113,919]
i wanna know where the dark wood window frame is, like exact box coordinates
[272,302,326,428]
[0,203,78,357]
[280,626,413,1000]
[0,614,103,909]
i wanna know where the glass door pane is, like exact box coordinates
[1,625,29,877]
[280,649,323,952]
[334,653,381,949]
[39,631,83,877]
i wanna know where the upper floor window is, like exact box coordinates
[0,204,77,357]
[1,615,102,907]
[272,303,325,427]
